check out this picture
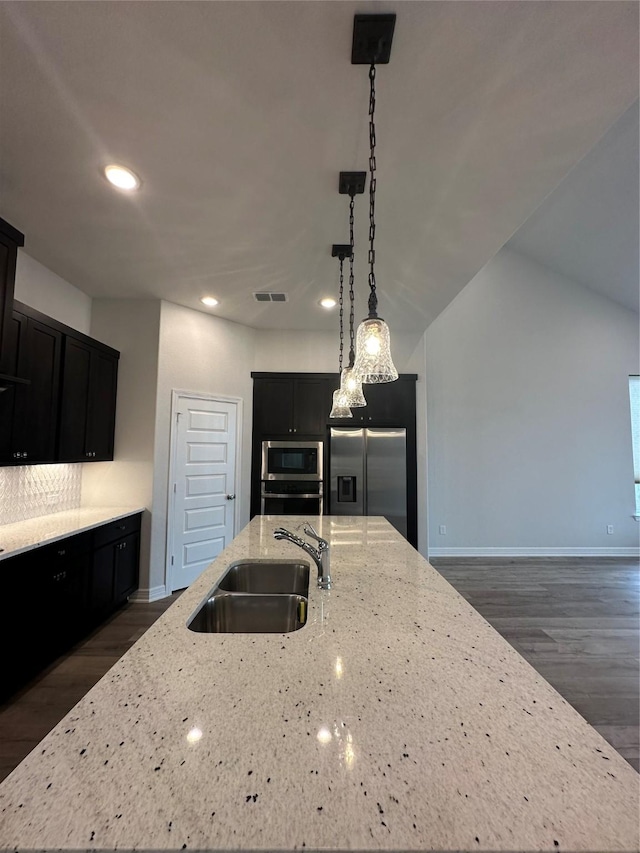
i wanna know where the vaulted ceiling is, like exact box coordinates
[0,1,637,332]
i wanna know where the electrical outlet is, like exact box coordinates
[439,525,447,535]
[606,524,614,535]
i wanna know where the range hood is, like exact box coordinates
[0,216,30,391]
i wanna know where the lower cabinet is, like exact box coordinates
[0,512,142,703]
[90,523,140,621]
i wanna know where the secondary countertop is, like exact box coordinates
[0,515,638,852]
[0,506,145,561]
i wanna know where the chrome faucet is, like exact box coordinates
[273,523,331,589]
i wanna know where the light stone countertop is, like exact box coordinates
[0,514,637,852]
[0,506,145,561]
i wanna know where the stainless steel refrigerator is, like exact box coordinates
[329,427,407,538]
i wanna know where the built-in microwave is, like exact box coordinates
[261,440,323,481]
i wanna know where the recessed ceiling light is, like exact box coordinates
[104,164,141,191]
[320,297,337,309]
[200,296,219,307]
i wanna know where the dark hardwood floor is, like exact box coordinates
[432,556,640,772]
[1,558,638,785]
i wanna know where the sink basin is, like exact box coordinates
[187,592,307,633]
[216,559,310,596]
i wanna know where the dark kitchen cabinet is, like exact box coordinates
[36,532,93,652]
[1,530,93,700]
[0,216,24,378]
[0,309,62,465]
[0,513,142,703]
[90,515,141,620]
[58,335,119,462]
[0,301,120,467]
[339,375,417,426]
[252,375,333,437]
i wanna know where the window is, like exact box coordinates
[629,376,640,518]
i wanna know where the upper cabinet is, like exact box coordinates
[0,216,25,378]
[58,336,118,461]
[0,309,62,464]
[0,301,119,466]
[252,375,333,437]
[335,376,417,427]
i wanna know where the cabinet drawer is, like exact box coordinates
[93,513,141,549]
[36,530,93,564]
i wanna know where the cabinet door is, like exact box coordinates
[86,348,118,460]
[114,532,140,603]
[253,378,294,435]
[58,337,92,461]
[0,223,23,374]
[38,555,86,654]
[0,311,28,464]
[293,378,332,436]
[350,378,416,425]
[16,318,62,463]
[90,542,117,619]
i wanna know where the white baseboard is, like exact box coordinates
[130,584,169,603]
[428,546,640,558]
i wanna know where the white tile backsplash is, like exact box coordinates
[0,464,82,525]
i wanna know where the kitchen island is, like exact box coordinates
[0,515,637,852]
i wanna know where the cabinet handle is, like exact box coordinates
[226,494,236,500]
[121,542,127,550]
[57,549,66,556]
[117,525,126,530]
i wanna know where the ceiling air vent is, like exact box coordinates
[254,292,288,303]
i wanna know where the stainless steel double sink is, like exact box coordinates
[187,559,310,634]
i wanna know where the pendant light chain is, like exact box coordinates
[348,194,356,367]
[338,255,345,373]
[367,62,378,318]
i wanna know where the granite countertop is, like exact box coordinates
[0,515,637,852]
[0,506,146,561]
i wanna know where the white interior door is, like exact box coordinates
[169,394,238,591]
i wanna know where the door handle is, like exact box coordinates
[226,494,236,500]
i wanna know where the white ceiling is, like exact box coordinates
[0,1,638,332]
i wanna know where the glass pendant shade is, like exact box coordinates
[340,366,366,407]
[353,317,398,383]
[329,388,352,418]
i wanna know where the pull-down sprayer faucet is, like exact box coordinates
[273,523,331,589]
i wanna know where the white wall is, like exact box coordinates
[82,299,162,593]
[14,251,92,333]
[253,328,424,375]
[148,301,256,595]
[426,248,639,555]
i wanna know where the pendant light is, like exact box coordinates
[351,15,399,385]
[338,173,367,408]
[329,246,353,418]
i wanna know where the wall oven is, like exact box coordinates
[260,440,323,515]
[261,440,323,481]
[260,480,323,516]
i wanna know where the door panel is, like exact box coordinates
[171,397,237,591]
[329,427,365,516]
[366,428,407,538]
